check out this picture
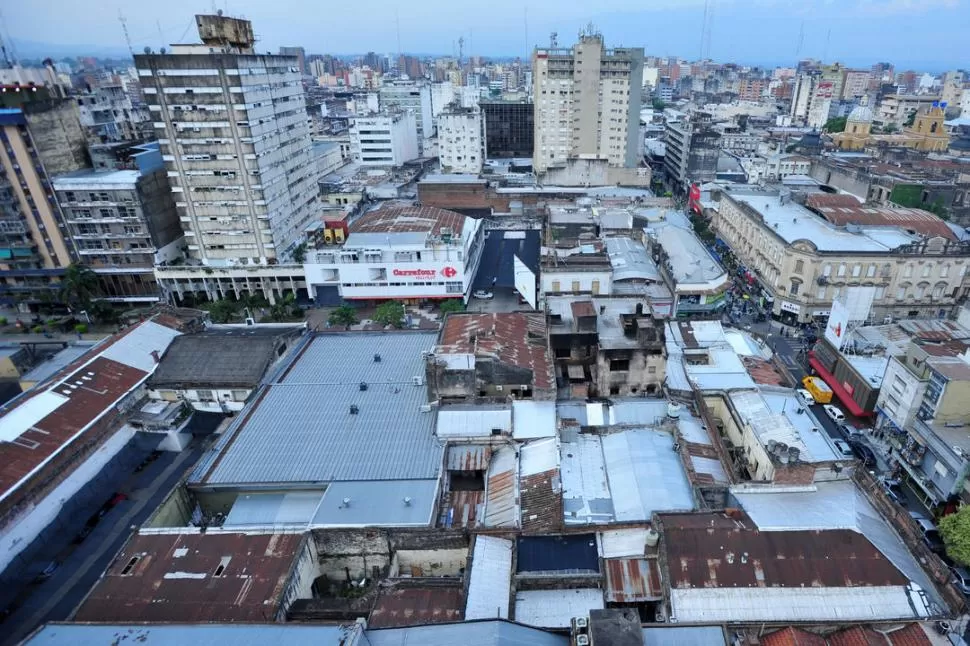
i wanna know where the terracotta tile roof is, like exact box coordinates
[437,313,554,390]
[350,205,466,236]
[73,532,304,623]
[884,624,932,645]
[761,627,827,646]
[520,468,562,533]
[368,585,464,628]
[805,194,864,210]
[809,204,955,241]
[827,626,886,646]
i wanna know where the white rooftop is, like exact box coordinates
[52,169,141,188]
[728,191,920,252]
[514,589,605,628]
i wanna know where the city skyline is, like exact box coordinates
[5,0,969,71]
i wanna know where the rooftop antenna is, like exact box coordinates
[458,35,464,69]
[794,20,804,59]
[704,0,715,60]
[823,28,831,62]
[395,9,402,77]
[119,10,134,58]
[524,6,529,60]
[550,31,558,48]
[699,0,709,61]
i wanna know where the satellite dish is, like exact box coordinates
[160,47,167,55]
[143,46,152,54]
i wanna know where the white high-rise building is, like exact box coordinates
[437,104,485,174]
[531,30,643,172]
[380,81,434,154]
[350,112,419,167]
[135,14,319,266]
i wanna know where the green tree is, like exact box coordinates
[823,116,848,133]
[439,299,465,315]
[268,293,299,322]
[291,243,307,264]
[903,109,917,127]
[59,264,99,312]
[652,98,666,111]
[373,301,405,328]
[940,507,970,566]
[328,304,358,328]
[204,299,239,324]
[89,299,119,324]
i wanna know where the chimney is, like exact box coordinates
[150,350,160,364]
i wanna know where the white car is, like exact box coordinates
[823,404,846,423]
[472,290,494,300]
[795,388,816,406]
[832,439,854,458]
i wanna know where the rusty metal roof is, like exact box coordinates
[810,203,956,241]
[446,445,491,471]
[73,532,304,623]
[571,300,597,319]
[350,205,466,236]
[439,489,485,529]
[437,313,555,390]
[368,585,465,628]
[482,446,517,527]
[663,514,907,590]
[604,558,662,602]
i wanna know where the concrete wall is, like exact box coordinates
[24,100,90,176]
[144,484,197,528]
[705,395,774,482]
[390,548,467,577]
[541,158,651,187]
[595,349,665,397]
[278,534,318,620]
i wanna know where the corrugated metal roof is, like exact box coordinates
[670,586,928,623]
[598,529,649,558]
[512,400,556,439]
[603,429,694,521]
[367,621,568,646]
[642,626,727,646]
[368,585,464,628]
[514,589,604,629]
[310,479,438,527]
[465,537,513,620]
[24,624,358,646]
[520,437,558,476]
[604,558,662,602]
[436,406,511,439]
[446,445,491,471]
[439,489,484,528]
[482,446,517,527]
[223,491,324,527]
[517,535,598,574]
[196,332,443,486]
[73,533,305,623]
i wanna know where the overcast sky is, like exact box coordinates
[5,0,968,70]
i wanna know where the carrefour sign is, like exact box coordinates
[391,266,458,279]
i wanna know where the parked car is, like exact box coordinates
[472,290,493,300]
[846,438,877,467]
[882,479,907,506]
[909,512,946,554]
[823,404,846,423]
[838,422,863,440]
[795,388,815,406]
[951,566,970,596]
[832,439,854,459]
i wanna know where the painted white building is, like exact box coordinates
[380,81,434,154]
[437,105,485,174]
[135,16,320,265]
[305,204,485,303]
[350,112,419,167]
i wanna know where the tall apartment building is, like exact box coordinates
[481,100,533,158]
[379,81,433,154]
[52,146,183,303]
[135,14,320,266]
[76,73,150,144]
[279,47,307,75]
[663,112,721,191]
[436,104,485,174]
[350,112,419,167]
[532,31,644,173]
[0,84,90,305]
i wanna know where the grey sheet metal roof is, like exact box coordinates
[192,332,443,486]
[605,237,661,283]
[311,479,439,527]
[223,491,324,527]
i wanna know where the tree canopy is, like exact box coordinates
[824,116,847,133]
[439,299,465,315]
[59,264,100,312]
[328,304,358,328]
[939,507,970,566]
[373,301,405,328]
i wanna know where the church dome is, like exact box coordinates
[847,104,874,123]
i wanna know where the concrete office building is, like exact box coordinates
[437,105,485,174]
[279,46,307,75]
[350,112,419,167]
[663,112,721,191]
[481,100,533,159]
[135,14,320,268]
[532,29,643,173]
[52,150,183,303]
[0,84,90,305]
[379,81,434,154]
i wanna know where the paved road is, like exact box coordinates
[3,441,205,645]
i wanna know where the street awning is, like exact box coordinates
[808,355,873,418]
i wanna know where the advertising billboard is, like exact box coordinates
[824,299,850,350]
[513,254,537,310]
